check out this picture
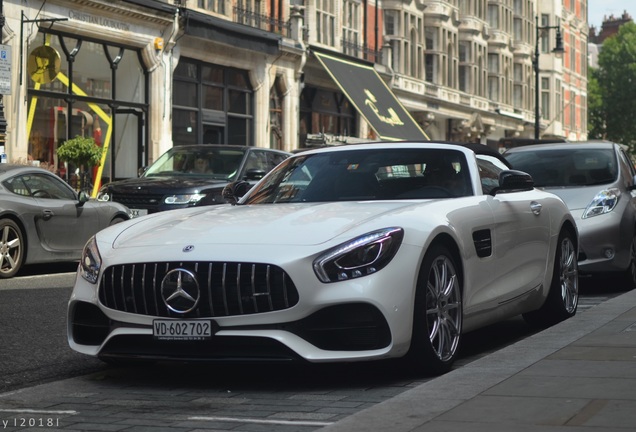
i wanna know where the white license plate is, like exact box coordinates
[130,208,148,218]
[153,320,213,340]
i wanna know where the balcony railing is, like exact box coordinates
[342,39,382,63]
[233,7,290,37]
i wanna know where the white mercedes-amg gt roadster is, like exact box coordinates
[68,142,579,374]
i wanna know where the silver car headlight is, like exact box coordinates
[164,193,206,205]
[582,188,620,219]
[80,236,102,284]
[96,189,111,202]
[313,228,404,283]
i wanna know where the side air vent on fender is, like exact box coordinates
[472,229,492,258]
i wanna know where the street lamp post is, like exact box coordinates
[533,15,564,140]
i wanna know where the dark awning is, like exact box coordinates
[314,52,428,141]
[181,9,281,55]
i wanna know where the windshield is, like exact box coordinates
[243,148,473,204]
[505,148,618,187]
[143,147,247,180]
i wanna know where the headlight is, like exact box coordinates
[80,236,102,284]
[164,194,206,205]
[313,228,404,283]
[582,188,620,219]
[96,189,111,202]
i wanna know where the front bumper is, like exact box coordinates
[67,243,422,364]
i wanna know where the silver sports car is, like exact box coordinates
[0,164,131,278]
[68,142,578,374]
[505,141,636,290]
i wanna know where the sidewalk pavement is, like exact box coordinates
[321,287,636,432]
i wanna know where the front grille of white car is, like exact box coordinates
[98,261,299,318]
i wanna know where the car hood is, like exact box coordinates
[104,176,229,193]
[540,186,608,210]
[110,201,422,249]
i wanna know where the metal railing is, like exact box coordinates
[233,6,290,37]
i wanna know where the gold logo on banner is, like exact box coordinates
[364,89,404,126]
[27,45,61,84]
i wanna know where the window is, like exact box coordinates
[8,174,77,200]
[541,77,550,120]
[342,0,361,56]
[488,4,499,28]
[173,59,253,146]
[198,0,225,15]
[385,10,397,35]
[316,0,336,46]
[425,27,437,83]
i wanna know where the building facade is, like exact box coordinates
[0,0,589,186]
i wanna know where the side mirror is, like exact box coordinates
[222,181,251,205]
[78,191,90,206]
[244,168,266,181]
[138,167,148,177]
[491,170,534,195]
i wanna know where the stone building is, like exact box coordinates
[0,0,590,187]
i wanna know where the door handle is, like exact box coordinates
[530,201,542,215]
[42,210,54,220]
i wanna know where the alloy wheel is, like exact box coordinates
[425,255,462,362]
[0,221,23,278]
[559,235,578,314]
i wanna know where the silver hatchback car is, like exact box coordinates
[505,141,636,290]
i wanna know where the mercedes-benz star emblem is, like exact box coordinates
[161,269,200,313]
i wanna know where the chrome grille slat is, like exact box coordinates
[98,261,299,318]
[236,263,243,315]
[250,264,258,313]
[222,263,229,316]
[266,265,274,310]
[119,267,126,311]
[152,263,159,315]
[141,263,148,315]
[207,263,215,316]
[130,264,138,313]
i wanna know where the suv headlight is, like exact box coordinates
[80,236,102,284]
[582,188,620,219]
[164,194,206,205]
[313,228,404,283]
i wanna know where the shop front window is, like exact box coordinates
[26,32,148,188]
[299,87,356,147]
[172,59,254,146]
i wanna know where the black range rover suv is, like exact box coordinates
[97,145,291,217]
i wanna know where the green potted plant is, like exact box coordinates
[57,136,103,192]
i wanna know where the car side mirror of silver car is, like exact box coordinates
[491,170,535,196]
[222,181,251,205]
[78,191,90,206]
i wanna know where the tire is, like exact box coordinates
[406,243,462,375]
[523,228,578,328]
[0,219,25,279]
[109,216,127,226]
